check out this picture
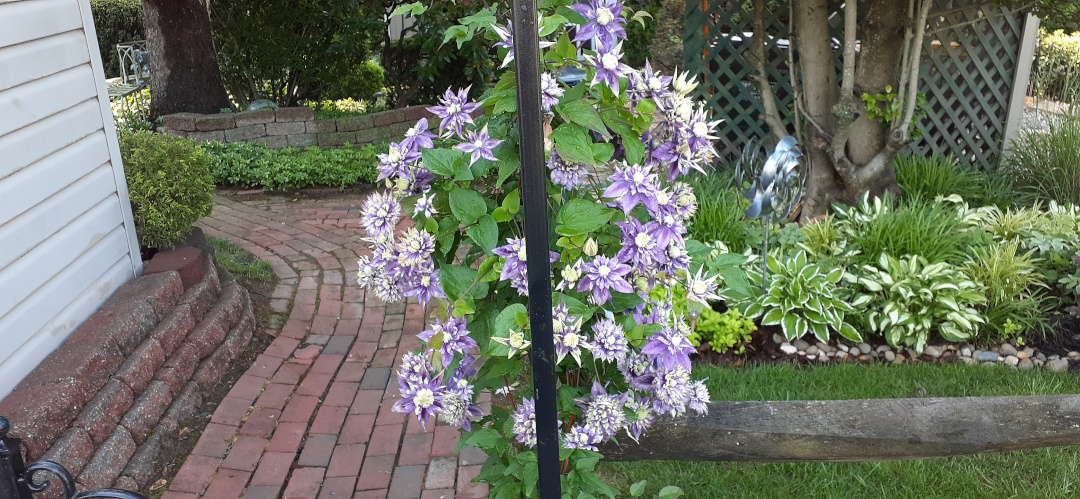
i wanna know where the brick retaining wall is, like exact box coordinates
[160,106,434,149]
[0,252,255,495]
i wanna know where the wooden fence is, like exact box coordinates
[682,0,1039,168]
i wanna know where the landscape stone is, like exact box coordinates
[977,351,1002,362]
[1048,359,1070,372]
[806,355,816,361]
[1018,358,1035,371]
[1069,351,1080,360]
[835,351,848,359]
[876,345,891,354]
[857,343,872,355]
[838,344,849,352]
[999,343,1017,356]
[816,342,833,353]
[779,343,797,355]
[923,346,942,358]
[1004,355,1019,367]
[793,339,811,351]
[773,333,785,344]
[884,351,895,362]
[893,354,906,364]
[1037,353,1047,362]
[806,346,819,356]
[960,357,978,365]
[961,347,972,357]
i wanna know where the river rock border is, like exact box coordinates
[774,335,1074,372]
[0,250,255,494]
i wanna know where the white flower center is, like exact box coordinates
[443,329,453,344]
[635,232,651,248]
[648,77,663,91]
[388,148,402,163]
[420,275,431,286]
[598,265,611,278]
[596,7,614,25]
[692,281,707,295]
[517,246,528,262]
[457,379,468,389]
[676,101,693,121]
[474,138,485,149]
[656,190,671,205]
[601,53,618,71]
[510,332,525,348]
[415,388,435,409]
[406,127,418,138]
[632,171,645,185]
[564,332,580,348]
[447,103,461,115]
[693,121,709,138]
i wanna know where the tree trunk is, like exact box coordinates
[795,0,907,219]
[143,0,233,122]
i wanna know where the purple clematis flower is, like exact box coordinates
[570,0,627,51]
[652,365,693,417]
[360,191,401,240]
[615,217,663,272]
[576,381,629,441]
[376,142,422,182]
[577,254,634,305]
[641,319,695,372]
[493,237,559,296]
[624,394,654,442]
[511,398,537,447]
[492,23,555,69]
[587,317,629,362]
[583,41,632,95]
[428,87,481,137]
[541,72,565,112]
[395,228,435,269]
[640,59,672,100]
[602,162,660,214]
[417,316,476,362]
[563,426,600,451]
[619,351,655,391]
[548,149,590,189]
[403,266,443,305]
[688,379,710,415]
[454,124,502,165]
[401,118,437,151]
[392,373,445,428]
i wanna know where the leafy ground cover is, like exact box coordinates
[600,362,1080,498]
[201,140,381,191]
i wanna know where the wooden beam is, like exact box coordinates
[598,396,1080,462]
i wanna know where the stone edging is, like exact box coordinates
[774,335,1074,372]
[159,106,433,149]
[0,251,255,492]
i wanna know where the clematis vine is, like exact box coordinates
[492,22,555,68]
[570,0,627,51]
[584,41,632,95]
[454,124,502,165]
[427,86,480,138]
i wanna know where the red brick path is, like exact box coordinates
[163,192,488,499]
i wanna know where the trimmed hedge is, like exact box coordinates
[89,0,144,78]
[201,140,381,192]
[119,131,215,249]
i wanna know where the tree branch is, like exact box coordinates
[892,0,933,146]
[787,1,803,145]
[750,0,787,140]
[827,0,858,180]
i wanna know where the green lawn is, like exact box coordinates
[600,363,1080,498]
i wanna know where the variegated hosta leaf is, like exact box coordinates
[838,322,861,341]
[762,307,785,325]
[810,321,828,343]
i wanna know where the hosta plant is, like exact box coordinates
[855,253,986,353]
[349,1,735,496]
[742,251,861,343]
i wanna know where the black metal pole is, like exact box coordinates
[510,0,561,497]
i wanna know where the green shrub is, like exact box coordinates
[1004,109,1080,205]
[834,193,984,266]
[119,131,215,249]
[202,141,380,191]
[685,171,753,251]
[692,308,757,354]
[322,59,386,101]
[742,251,861,343]
[89,0,144,78]
[622,0,663,68]
[895,153,982,201]
[961,240,1050,339]
[1032,29,1080,104]
[853,254,986,353]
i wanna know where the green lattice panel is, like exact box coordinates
[684,0,1024,168]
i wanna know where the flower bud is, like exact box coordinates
[583,238,599,257]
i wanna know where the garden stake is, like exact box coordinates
[510,0,561,496]
[735,136,805,293]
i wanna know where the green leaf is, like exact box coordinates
[556,100,610,139]
[556,198,616,236]
[449,187,487,225]
[463,428,502,449]
[495,303,528,335]
[761,308,784,325]
[720,266,752,298]
[477,255,499,280]
[550,123,595,165]
[452,297,475,317]
[442,25,473,49]
[496,157,520,188]
[389,2,426,18]
[539,14,569,36]
[629,480,647,497]
[440,264,476,301]
[423,148,467,177]
[552,33,577,61]
[556,4,588,24]
[838,322,861,342]
[491,207,513,222]
[592,142,615,164]
[502,189,521,214]
[658,486,685,499]
[460,7,497,28]
[620,131,645,165]
[635,99,656,117]
[609,291,644,312]
[466,215,499,254]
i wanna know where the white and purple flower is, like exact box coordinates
[583,41,632,95]
[512,398,537,447]
[570,0,627,51]
[602,162,660,215]
[428,87,481,138]
[360,191,401,240]
[401,118,437,151]
[492,23,555,69]
[454,124,502,165]
[641,318,695,372]
[541,72,564,112]
[548,149,590,189]
[577,254,634,305]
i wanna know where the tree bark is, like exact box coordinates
[598,395,1080,462]
[143,0,233,122]
[794,0,842,218]
[847,1,907,166]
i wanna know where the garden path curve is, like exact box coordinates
[162,190,489,499]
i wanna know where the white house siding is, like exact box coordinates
[0,0,141,398]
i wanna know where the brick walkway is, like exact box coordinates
[162,192,489,499]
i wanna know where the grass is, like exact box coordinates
[846,196,984,266]
[599,362,1080,498]
[1004,109,1080,205]
[685,170,754,252]
[207,237,275,284]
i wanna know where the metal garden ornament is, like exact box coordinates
[735,136,805,293]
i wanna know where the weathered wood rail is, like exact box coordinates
[598,396,1080,462]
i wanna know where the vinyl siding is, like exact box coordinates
[0,0,141,398]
